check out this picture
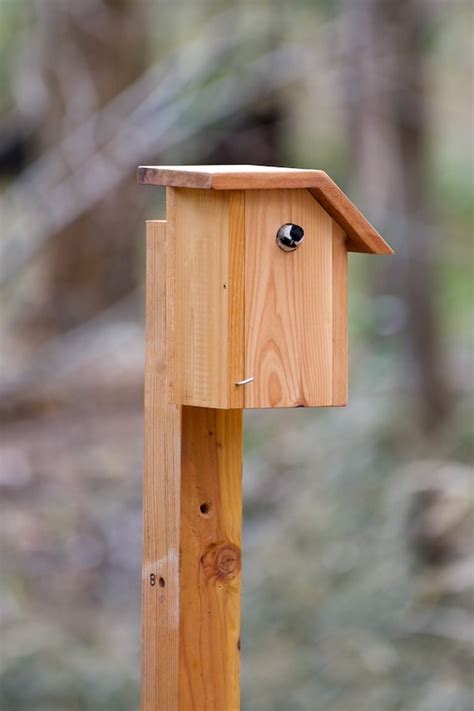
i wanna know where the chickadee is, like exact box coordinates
[276,223,304,251]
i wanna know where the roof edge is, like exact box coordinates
[138,166,213,189]
[307,174,393,255]
[137,165,394,255]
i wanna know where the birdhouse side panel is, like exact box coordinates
[167,188,245,408]
[243,189,335,408]
[331,221,348,406]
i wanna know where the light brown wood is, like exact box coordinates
[143,220,243,711]
[137,165,393,255]
[332,223,348,406]
[306,183,391,255]
[228,191,246,399]
[142,220,181,711]
[168,188,244,409]
[139,164,332,191]
[244,189,334,408]
[180,406,243,711]
[140,164,392,710]
[166,186,350,409]
[165,188,177,411]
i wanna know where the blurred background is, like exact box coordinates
[0,1,472,709]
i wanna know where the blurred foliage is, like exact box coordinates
[0,1,29,110]
[0,1,472,710]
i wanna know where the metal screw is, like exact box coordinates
[235,377,254,386]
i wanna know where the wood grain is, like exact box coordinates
[142,220,181,711]
[143,220,243,711]
[332,223,348,406]
[137,165,393,256]
[180,407,243,711]
[244,189,334,408]
[228,191,246,402]
[139,165,331,191]
[306,182,392,255]
[168,188,244,409]
[166,188,177,411]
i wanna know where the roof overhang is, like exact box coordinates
[138,165,393,255]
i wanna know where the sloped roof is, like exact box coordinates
[137,165,393,255]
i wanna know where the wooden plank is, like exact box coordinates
[138,165,327,190]
[166,188,177,409]
[143,220,243,711]
[180,407,243,711]
[228,191,246,405]
[244,188,333,408]
[306,183,392,255]
[168,188,244,409]
[332,222,348,406]
[137,165,393,255]
[142,220,181,711]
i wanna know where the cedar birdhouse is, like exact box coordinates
[138,165,393,410]
[138,165,394,711]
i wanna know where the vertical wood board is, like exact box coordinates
[244,188,334,407]
[180,407,243,710]
[142,220,181,711]
[168,188,244,409]
[332,222,348,405]
[143,220,243,711]
[228,191,246,403]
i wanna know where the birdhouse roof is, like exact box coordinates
[138,165,393,255]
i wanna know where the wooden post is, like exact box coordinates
[142,220,243,711]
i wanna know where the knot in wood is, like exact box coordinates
[201,542,241,583]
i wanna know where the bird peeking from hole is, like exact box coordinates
[276,223,304,251]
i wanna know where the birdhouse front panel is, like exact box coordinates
[166,186,348,409]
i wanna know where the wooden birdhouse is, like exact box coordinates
[138,165,393,410]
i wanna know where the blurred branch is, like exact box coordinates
[0,288,143,422]
[405,606,474,649]
[0,9,307,289]
[1,3,426,292]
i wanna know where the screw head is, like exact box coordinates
[276,223,305,251]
